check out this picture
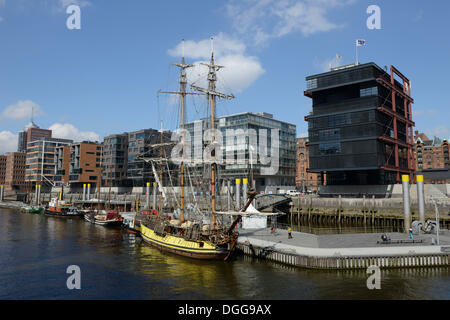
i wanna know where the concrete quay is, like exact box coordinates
[237,228,450,270]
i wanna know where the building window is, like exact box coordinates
[319,142,341,155]
[306,78,318,90]
[360,86,378,97]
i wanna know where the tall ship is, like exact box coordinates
[138,39,252,260]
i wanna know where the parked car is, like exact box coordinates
[286,190,301,196]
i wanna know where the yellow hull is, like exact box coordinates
[140,223,229,260]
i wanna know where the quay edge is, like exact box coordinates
[236,236,450,270]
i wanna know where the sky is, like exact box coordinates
[0,0,449,154]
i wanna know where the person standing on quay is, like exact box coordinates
[288,227,293,239]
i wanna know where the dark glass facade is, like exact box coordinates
[305,63,415,185]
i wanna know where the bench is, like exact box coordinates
[377,239,424,245]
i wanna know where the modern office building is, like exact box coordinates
[25,138,73,185]
[5,152,26,191]
[102,133,129,187]
[17,121,52,153]
[185,112,297,191]
[127,128,172,187]
[304,62,415,185]
[54,142,102,188]
[296,137,321,192]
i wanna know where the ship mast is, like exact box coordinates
[191,37,234,225]
[159,40,197,222]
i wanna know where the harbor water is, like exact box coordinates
[1,208,449,300]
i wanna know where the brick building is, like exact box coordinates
[0,155,6,185]
[17,121,52,153]
[296,137,321,192]
[414,131,450,183]
[54,141,103,188]
[5,152,26,191]
[414,131,449,171]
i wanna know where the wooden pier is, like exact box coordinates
[288,196,450,230]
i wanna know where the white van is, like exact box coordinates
[286,190,301,196]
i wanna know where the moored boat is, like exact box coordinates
[21,206,44,214]
[140,215,233,260]
[84,210,123,227]
[138,46,242,261]
[44,198,84,218]
[121,212,141,234]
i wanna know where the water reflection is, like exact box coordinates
[1,208,449,300]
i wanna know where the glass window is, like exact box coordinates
[319,142,341,155]
[360,86,378,97]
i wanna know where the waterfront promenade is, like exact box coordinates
[237,228,450,269]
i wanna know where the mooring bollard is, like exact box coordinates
[37,184,42,206]
[146,182,150,209]
[434,201,440,245]
[243,178,248,205]
[227,180,231,211]
[417,175,425,224]
[153,182,157,210]
[236,178,241,210]
[35,184,39,205]
[402,175,411,233]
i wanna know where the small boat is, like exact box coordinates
[44,198,84,218]
[121,212,141,234]
[21,206,44,214]
[84,210,123,227]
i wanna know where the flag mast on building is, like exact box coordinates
[355,39,366,65]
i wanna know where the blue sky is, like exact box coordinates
[0,0,449,153]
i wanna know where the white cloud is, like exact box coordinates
[50,0,91,13]
[0,100,44,121]
[414,109,437,117]
[423,125,450,142]
[0,131,18,154]
[226,0,355,45]
[426,126,449,139]
[314,55,344,72]
[168,34,265,93]
[58,0,91,9]
[49,123,100,142]
[168,33,246,59]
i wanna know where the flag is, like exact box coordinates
[336,54,342,59]
[356,39,366,47]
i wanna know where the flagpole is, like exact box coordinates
[356,41,359,65]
